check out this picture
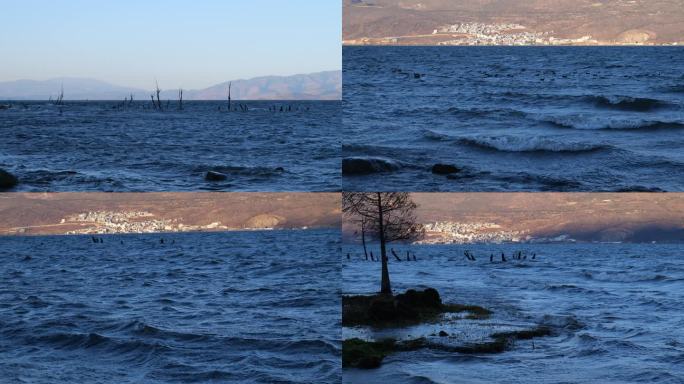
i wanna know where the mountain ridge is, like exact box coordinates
[0,71,341,100]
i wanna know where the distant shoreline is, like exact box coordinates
[0,226,338,237]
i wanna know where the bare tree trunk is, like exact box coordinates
[376,192,391,295]
[155,81,162,111]
[361,222,368,260]
[228,82,232,111]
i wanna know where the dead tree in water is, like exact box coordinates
[128,93,134,107]
[154,80,163,111]
[54,84,64,105]
[177,88,183,110]
[343,192,424,295]
[227,81,232,111]
[360,217,369,260]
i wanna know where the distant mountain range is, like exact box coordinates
[0,71,341,100]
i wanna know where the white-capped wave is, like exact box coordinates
[458,135,609,153]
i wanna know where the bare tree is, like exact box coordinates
[343,192,424,295]
[227,81,232,111]
[154,80,162,111]
[54,83,64,105]
[178,88,183,110]
[360,216,370,260]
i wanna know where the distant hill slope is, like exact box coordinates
[0,71,341,100]
[175,71,342,100]
[343,0,684,45]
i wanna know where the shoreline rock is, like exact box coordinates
[431,163,461,175]
[0,169,18,190]
[343,326,552,369]
[343,288,491,328]
[342,157,400,175]
[205,171,228,181]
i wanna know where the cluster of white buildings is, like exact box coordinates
[62,211,229,234]
[434,22,526,36]
[433,22,596,46]
[65,211,154,224]
[416,221,530,244]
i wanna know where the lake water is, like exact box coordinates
[0,101,340,192]
[343,242,684,383]
[0,229,341,383]
[343,46,684,191]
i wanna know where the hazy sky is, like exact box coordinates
[0,0,341,89]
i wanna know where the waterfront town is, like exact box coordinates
[342,21,672,46]
[416,221,530,244]
[61,211,230,235]
[433,22,596,46]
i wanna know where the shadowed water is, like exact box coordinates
[0,101,340,191]
[343,243,684,383]
[343,46,684,191]
[0,230,340,383]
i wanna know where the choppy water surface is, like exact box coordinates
[343,243,684,383]
[0,230,340,383]
[343,46,684,191]
[0,101,340,191]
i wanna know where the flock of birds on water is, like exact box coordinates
[347,248,538,263]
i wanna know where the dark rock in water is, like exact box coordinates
[343,338,394,369]
[205,171,228,181]
[368,296,412,322]
[342,157,399,175]
[396,288,442,310]
[274,167,285,172]
[0,169,18,190]
[439,330,449,337]
[357,355,383,369]
[0,104,11,110]
[431,163,461,175]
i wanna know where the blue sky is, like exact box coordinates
[0,0,341,89]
